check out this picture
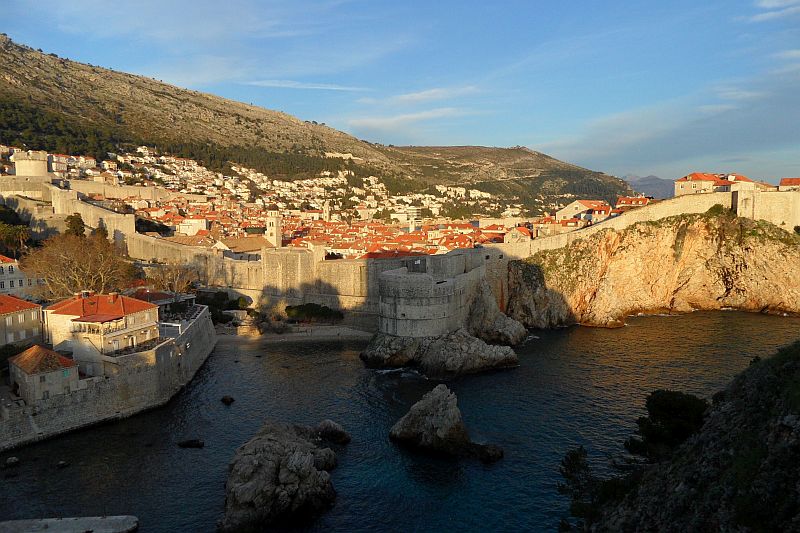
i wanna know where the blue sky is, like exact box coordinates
[4,0,800,182]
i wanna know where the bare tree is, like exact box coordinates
[20,234,136,300]
[146,261,200,300]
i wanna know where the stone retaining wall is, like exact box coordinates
[0,306,216,452]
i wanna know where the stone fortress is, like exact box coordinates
[1,153,799,340]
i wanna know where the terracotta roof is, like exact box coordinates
[0,255,16,263]
[0,294,40,315]
[10,345,76,375]
[780,178,800,186]
[47,293,156,320]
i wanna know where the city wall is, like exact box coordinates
[66,180,208,203]
[47,185,136,243]
[0,306,216,452]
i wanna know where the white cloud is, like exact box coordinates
[349,108,466,130]
[748,0,800,21]
[755,0,800,8]
[245,80,367,91]
[390,86,479,104]
[775,49,800,59]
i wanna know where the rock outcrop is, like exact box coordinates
[466,280,528,345]
[390,384,503,463]
[360,328,519,378]
[219,419,350,532]
[507,210,800,328]
[596,340,800,532]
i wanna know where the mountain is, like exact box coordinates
[624,174,674,199]
[0,35,631,209]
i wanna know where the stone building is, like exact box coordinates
[8,344,79,403]
[0,254,40,298]
[0,294,42,346]
[44,292,159,376]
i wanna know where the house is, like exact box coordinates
[503,226,533,243]
[555,200,611,222]
[616,196,651,209]
[674,173,754,196]
[44,291,159,376]
[779,178,800,192]
[0,254,39,298]
[8,345,79,403]
[0,294,42,347]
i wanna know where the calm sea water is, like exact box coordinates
[1,312,799,532]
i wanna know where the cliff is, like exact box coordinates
[507,207,800,328]
[596,340,800,531]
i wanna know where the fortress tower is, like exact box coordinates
[10,150,49,176]
[264,204,283,248]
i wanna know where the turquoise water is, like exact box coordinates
[1,311,799,531]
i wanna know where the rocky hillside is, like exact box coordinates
[596,339,800,531]
[0,35,630,204]
[507,207,800,327]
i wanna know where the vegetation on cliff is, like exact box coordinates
[507,206,800,328]
[559,339,800,531]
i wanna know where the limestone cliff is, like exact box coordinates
[507,208,800,328]
[596,340,800,531]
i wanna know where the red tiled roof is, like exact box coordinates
[10,345,76,375]
[780,178,800,186]
[47,293,156,320]
[0,255,16,263]
[0,294,40,315]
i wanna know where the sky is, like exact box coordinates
[3,0,800,182]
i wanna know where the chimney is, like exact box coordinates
[80,290,91,299]
[109,292,118,303]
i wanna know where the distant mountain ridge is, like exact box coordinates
[0,34,632,208]
[624,174,674,199]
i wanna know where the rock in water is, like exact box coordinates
[390,384,502,463]
[316,419,351,444]
[219,419,349,531]
[4,457,20,468]
[177,439,204,449]
[221,396,235,406]
[361,328,518,379]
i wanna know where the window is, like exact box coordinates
[0,267,3,274]
[8,266,13,273]
[5,316,11,327]
[33,326,39,336]
[0,282,4,289]
[42,390,49,400]
[30,311,37,320]
[17,313,24,323]
[8,280,13,288]
[18,279,22,286]
[39,375,46,383]
[6,333,12,344]
[19,330,26,340]
[27,279,32,286]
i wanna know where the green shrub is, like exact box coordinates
[284,303,343,323]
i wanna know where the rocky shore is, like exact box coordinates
[360,329,519,378]
[507,209,800,328]
[390,384,503,463]
[219,419,350,532]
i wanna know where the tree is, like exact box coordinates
[0,223,29,257]
[64,213,86,237]
[794,225,800,235]
[146,261,199,298]
[624,390,708,462]
[20,233,136,300]
[91,222,109,240]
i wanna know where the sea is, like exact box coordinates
[1,311,799,532]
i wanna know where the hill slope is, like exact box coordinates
[0,35,631,206]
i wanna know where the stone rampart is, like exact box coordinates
[66,180,208,203]
[47,185,136,243]
[0,306,216,452]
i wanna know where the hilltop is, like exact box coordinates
[0,35,631,209]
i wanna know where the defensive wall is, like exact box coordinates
[47,184,137,244]
[66,179,208,203]
[0,306,216,452]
